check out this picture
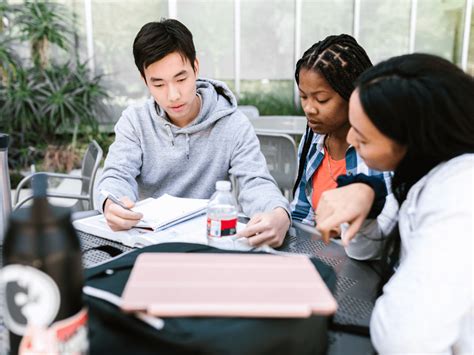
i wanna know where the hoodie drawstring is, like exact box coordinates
[165,124,190,159]
[185,133,190,159]
[165,124,175,146]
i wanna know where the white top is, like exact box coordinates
[345,154,474,354]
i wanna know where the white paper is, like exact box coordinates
[74,213,209,248]
[132,194,208,231]
[83,286,164,330]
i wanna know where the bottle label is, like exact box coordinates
[19,308,89,355]
[0,264,60,336]
[207,217,237,238]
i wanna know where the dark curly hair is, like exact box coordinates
[293,34,373,194]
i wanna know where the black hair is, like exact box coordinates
[356,53,474,288]
[357,53,474,203]
[293,34,373,195]
[133,19,196,80]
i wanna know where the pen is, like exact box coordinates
[100,190,151,226]
[100,190,133,211]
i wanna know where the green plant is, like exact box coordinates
[36,62,105,139]
[1,62,105,141]
[239,92,303,116]
[16,0,71,69]
[0,0,10,32]
[7,132,46,186]
[0,1,19,83]
[80,130,115,156]
[238,80,303,116]
[0,0,108,182]
[0,68,40,145]
[0,34,19,82]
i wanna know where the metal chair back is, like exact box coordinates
[13,140,103,211]
[78,140,103,210]
[238,105,259,119]
[255,131,298,200]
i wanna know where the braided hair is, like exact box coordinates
[293,34,373,195]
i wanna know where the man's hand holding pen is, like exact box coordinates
[101,190,143,231]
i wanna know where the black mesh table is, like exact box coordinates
[281,227,379,355]
[76,225,380,354]
[1,225,380,354]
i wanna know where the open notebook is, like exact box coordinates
[73,194,208,248]
[131,194,208,231]
[121,253,338,318]
[73,195,256,251]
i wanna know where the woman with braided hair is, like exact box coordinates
[291,34,391,237]
[316,53,473,353]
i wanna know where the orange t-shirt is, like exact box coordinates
[312,148,347,210]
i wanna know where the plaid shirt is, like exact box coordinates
[290,132,392,225]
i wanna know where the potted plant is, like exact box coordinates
[0,0,108,186]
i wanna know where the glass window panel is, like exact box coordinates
[67,0,88,65]
[7,0,78,64]
[358,0,411,64]
[239,0,295,115]
[41,0,471,123]
[415,0,465,63]
[240,0,294,80]
[91,0,168,122]
[300,0,353,58]
[178,0,234,80]
[469,6,474,75]
[238,79,298,115]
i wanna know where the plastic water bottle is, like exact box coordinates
[207,181,238,238]
[1,174,88,354]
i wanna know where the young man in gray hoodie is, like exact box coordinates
[96,19,290,247]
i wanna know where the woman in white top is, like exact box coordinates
[316,53,473,354]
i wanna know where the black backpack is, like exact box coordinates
[84,242,336,355]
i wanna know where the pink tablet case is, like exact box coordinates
[121,253,338,318]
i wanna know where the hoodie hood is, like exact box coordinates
[153,78,238,135]
[145,78,239,159]
[96,75,290,217]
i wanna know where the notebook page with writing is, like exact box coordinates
[133,194,208,231]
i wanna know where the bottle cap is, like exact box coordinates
[215,180,231,191]
[32,173,48,198]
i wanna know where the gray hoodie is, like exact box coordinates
[96,78,290,217]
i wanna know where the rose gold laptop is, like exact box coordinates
[121,253,337,318]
